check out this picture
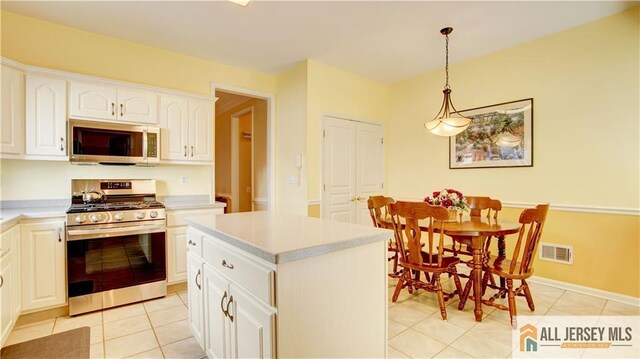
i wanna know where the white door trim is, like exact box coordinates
[320,113,385,220]
[230,106,254,213]
[211,83,275,210]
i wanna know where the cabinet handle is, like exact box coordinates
[190,146,194,157]
[58,227,63,242]
[184,145,187,157]
[226,295,234,322]
[0,275,3,288]
[120,103,124,117]
[60,137,64,152]
[221,291,228,317]
[188,239,196,246]
[195,269,201,290]
[221,260,234,270]
[111,102,115,116]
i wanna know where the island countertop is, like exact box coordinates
[186,211,392,264]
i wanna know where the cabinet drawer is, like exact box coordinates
[185,228,203,258]
[202,236,274,306]
[167,209,220,227]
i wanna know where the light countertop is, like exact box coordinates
[0,206,68,229]
[186,211,392,264]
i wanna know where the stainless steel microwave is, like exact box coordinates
[69,119,160,166]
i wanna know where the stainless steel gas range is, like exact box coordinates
[66,179,167,316]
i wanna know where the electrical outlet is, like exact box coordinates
[180,176,188,184]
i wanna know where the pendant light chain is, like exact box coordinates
[445,32,450,90]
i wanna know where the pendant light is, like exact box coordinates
[424,27,471,137]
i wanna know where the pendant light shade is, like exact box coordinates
[424,27,471,137]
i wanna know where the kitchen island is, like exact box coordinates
[185,211,391,358]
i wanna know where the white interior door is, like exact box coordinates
[355,122,384,224]
[322,116,383,225]
[322,117,356,223]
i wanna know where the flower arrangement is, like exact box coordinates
[424,189,469,213]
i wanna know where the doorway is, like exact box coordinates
[322,115,384,224]
[214,89,270,212]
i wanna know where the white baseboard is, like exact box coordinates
[529,276,640,307]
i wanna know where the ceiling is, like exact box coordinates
[215,90,252,114]
[3,1,635,83]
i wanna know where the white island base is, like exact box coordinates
[185,211,390,358]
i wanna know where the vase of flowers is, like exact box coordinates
[424,189,469,222]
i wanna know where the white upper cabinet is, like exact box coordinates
[1,65,25,155]
[25,75,67,157]
[69,81,157,124]
[189,99,214,162]
[160,95,213,162]
[69,82,117,121]
[160,95,190,160]
[117,88,158,124]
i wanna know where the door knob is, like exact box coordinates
[350,196,357,202]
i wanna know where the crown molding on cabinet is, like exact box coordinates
[1,57,215,102]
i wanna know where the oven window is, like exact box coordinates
[67,232,166,298]
[72,127,143,157]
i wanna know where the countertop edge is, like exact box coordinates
[186,218,391,265]
[164,201,227,211]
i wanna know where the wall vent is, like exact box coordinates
[539,243,573,264]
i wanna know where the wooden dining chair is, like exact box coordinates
[388,201,463,320]
[367,195,400,278]
[448,196,504,257]
[480,204,550,328]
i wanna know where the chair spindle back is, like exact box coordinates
[467,196,502,220]
[367,195,395,229]
[508,204,550,275]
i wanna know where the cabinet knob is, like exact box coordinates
[111,103,115,116]
[184,146,187,157]
[188,239,196,246]
[60,137,64,152]
[226,295,234,322]
[120,103,124,117]
[0,275,3,288]
[221,260,234,270]
[58,227,63,242]
[195,269,201,290]
[190,146,194,157]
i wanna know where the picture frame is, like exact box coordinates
[449,98,533,169]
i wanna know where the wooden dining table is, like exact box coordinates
[392,215,521,322]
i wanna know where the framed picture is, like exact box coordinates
[449,98,533,169]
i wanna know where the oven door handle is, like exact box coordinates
[67,223,166,241]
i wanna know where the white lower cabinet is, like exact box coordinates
[20,220,66,311]
[187,228,275,359]
[1,225,22,347]
[167,226,188,284]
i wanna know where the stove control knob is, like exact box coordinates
[114,213,125,221]
[149,211,158,219]
[75,215,86,224]
[90,214,101,223]
[135,211,146,220]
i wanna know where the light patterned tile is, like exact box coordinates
[468,315,517,348]
[103,303,146,323]
[388,285,418,304]
[602,301,640,316]
[387,345,410,358]
[90,325,103,344]
[5,320,54,345]
[161,337,205,359]
[401,294,441,316]
[143,294,184,313]
[104,314,152,341]
[412,316,466,345]
[433,346,473,358]
[53,312,103,333]
[388,329,447,359]
[450,330,512,358]
[12,318,55,330]
[148,305,189,328]
[90,343,104,359]
[527,282,565,299]
[388,319,408,339]
[127,347,165,359]
[105,329,159,359]
[154,319,192,346]
[388,303,430,327]
[177,291,188,306]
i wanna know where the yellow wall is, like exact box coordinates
[306,60,390,201]
[238,112,252,212]
[387,8,640,297]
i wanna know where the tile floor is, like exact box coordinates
[386,264,640,358]
[5,291,204,359]
[5,267,639,359]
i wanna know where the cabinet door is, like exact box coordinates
[1,65,25,155]
[0,251,14,347]
[69,82,117,121]
[188,99,214,162]
[187,252,205,349]
[117,88,158,124]
[25,75,67,157]
[229,284,275,359]
[167,226,188,284]
[20,221,66,311]
[203,263,231,359]
[160,95,189,160]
